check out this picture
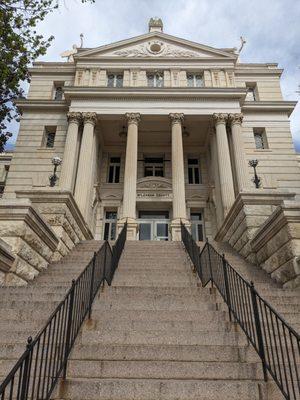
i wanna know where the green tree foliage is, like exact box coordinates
[0,0,94,152]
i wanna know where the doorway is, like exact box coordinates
[138,211,170,241]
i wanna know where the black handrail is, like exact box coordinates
[181,222,300,400]
[0,222,127,400]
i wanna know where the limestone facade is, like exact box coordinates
[1,19,300,286]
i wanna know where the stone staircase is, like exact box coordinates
[0,240,103,381]
[1,240,298,399]
[54,241,279,400]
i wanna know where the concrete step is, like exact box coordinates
[80,329,246,346]
[53,378,265,400]
[67,359,263,380]
[69,343,243,362]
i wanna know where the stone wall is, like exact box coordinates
[0,199,59,285]
[215,190,296,264]
[250,201,300,288]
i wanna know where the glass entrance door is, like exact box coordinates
[138,211,170,241]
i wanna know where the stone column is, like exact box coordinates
[119,112,140,240]
[213,113,235,217]
[74,112,97,220]
[229,113,249,192]
[169,113,189,240]
[60,112,82,191]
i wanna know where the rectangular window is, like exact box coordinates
[187,73,204,87]
[191,212,204,242]
[188,158,201,184]
[43,126,56,148]
[253,128,268,149]
[246,83,258,101]
[107,73,123,88]
[147,72,164,87]
[103,211,117,240]
[108,156,121,183]
[144,157,164,177]
[53,82,64,100]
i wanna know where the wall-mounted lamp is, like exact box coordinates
[49,156,62,187]
[249,159,261,188]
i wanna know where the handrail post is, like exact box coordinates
[63,279,75,379]
[103,241,108,286]
[206,239,214,288]
[20,336,33,400]
[88,252,97,319]
[222,254,232,322]
[250,281,268,382]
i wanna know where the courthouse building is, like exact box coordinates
[0,18,300,288]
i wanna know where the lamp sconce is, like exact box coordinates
[49,156,62,187]
[248,159,261,188]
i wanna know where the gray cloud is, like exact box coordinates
[7,0,300,150]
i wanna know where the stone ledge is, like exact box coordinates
[0,238,15,274]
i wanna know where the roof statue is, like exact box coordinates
[148,17,163,32]
[60,33,84,62]
[238,36,246,54]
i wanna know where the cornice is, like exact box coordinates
[242,101,297,116]
[15,99,68,112]
[63,86,247,101]
[29,64,75,75]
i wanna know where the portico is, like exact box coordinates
[59,108,248,241]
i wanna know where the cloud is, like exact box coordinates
[6,0,300,151]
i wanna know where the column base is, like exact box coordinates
[117,218,138,240]
[170,218,191,241]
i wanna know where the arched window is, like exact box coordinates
[147,71,164,87]
[107,73,123,87]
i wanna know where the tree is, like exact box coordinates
[0,0,94,152]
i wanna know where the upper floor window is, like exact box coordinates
[107,73,123,87]
[147,71,164,87]
[144,157,164,177]
[43,126,56,148]
[188,158,201,184]
[108,156,120,183]
[246,83,258,101]
[187,73,204,87]
[53,82,64,100]
[107,73,123,88]
[253,128,268,149]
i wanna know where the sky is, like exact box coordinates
[7,0,300,150]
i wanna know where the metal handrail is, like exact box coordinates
[0,222,127,400]
[181,222,300,400]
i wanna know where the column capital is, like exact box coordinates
[169,113,184,126]
[67,112,82,124]
[125,113,141,126]
[212,113,228,125]
[82,112,97,126]
[228,113,243,126]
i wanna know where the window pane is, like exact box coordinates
[46,132,55,148]
[106,211,117,219]
[187,74,194,87]
[110,157,120,163]
[254,133,264,149]
[107,74,115,87]
[194,168,200,184]
[197,225,204,241]
[54,87,63,100]
[195,75,203,87]
[188,167,193,184]
[191,213,202,221]
[108,166,114,182]
[115,166,120,183]
[110,222,117,240]
[116,75,123,87]
[188,158,198,165]
[147,75,154,87]
[156,74,164,87]
[104,223,110,240]
[155,168,164,177]
[145,167,153,177]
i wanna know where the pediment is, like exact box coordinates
[76,32,237,60]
